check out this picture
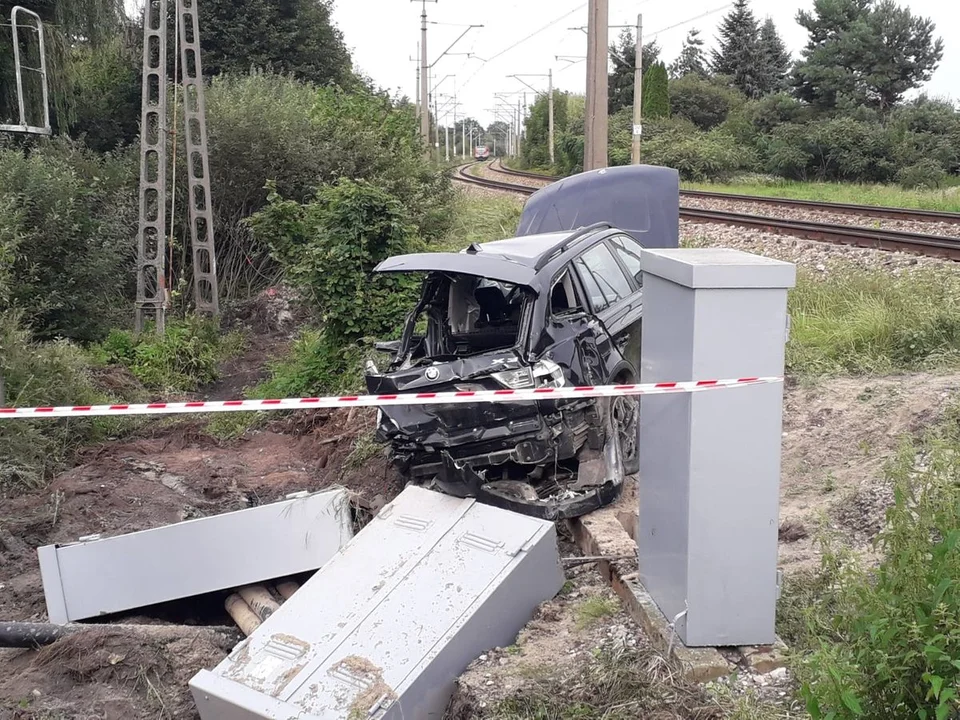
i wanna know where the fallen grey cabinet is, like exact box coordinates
[39,487,353,624]
[190,485,564,720]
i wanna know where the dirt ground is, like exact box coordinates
[776,372,960,572]
[1,300,956,719]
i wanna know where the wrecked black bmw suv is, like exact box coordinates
[366,165,680,520]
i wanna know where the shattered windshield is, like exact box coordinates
[407,273,530,360]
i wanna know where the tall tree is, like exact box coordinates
[711,0,764,99]
[670,28,708,79]
[757,18,791,94]
[1,0,126,128]
[198,0,354,87]
[791,0,943,112]
[608,29,660,114]
[641,62,669,119]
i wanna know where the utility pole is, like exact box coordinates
[414,11,482,160]
[509,73,555,165]
[584,0,609,170]
[409,44,420,120]
[516,97,522,159]
[434,91,440,154]
[413,1,437,158]
[631,13,642,165]
[548,69,555,165]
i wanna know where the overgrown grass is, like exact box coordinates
[0,312,138,493]
[437,191,523,252]
[684,176,960,212]
[93,315,245,393]
[787,268,960,375]
[777,405,960,720]
[205,330,391,440]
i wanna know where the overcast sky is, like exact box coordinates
[331,0,958,127]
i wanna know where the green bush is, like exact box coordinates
[0,139,138,341]
[763,118,897,182]
[520,91,570,171]
[0,311,131,492]
[95,316,242,392]
[248,178,423,342]
[255,329,378,398]
[794,421,960,720]
[787,268,960,375]
[68,36,141,152]
[200,73,453,299]
[896,159,948,190]
[642,125,755,180]
[669,74,746,130]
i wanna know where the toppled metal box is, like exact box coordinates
[189,485,564,720]
[38,487,352,624]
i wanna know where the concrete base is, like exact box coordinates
[568,495,788,682]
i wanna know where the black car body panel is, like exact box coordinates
[366,169,673,519]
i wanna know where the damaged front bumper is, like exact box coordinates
[366,353,625,520]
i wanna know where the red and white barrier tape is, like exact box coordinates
[0,376,781,420]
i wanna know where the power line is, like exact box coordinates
[646,3,732,41]
[460,2,588,91]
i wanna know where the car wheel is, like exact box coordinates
[611,392,640,475]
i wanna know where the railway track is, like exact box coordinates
[489,159,960,225]
[454,162,960,261]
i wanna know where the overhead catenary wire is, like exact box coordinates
[459,2,588,91]
[555,2,732,77]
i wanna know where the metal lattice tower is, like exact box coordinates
[135,0,168,334]
[177,0,219,316]
[135,0,219,334]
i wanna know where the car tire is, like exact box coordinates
[610,379,640,476]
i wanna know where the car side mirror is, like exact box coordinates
[374,340,402,354]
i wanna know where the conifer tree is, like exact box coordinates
[711,0,764,98]
[641,62,670,119]
[670,28,708,78]
[757,18,791,94]
[608,29,660,114]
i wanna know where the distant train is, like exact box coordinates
[473,146,490,160]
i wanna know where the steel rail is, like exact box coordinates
[488,159,960,225]
[453,163,960,261]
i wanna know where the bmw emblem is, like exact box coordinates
[425,367,440,381]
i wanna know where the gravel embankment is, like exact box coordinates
[474,161,552,190]
[682,221,960,275]
[680,195,960,240]
[457,164,960,274]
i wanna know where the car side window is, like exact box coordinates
[609,235,644,287]
[549,268,586,317]
[573,243,634,312]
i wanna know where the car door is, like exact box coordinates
[605,233,646,372]
[570,241,640,381]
